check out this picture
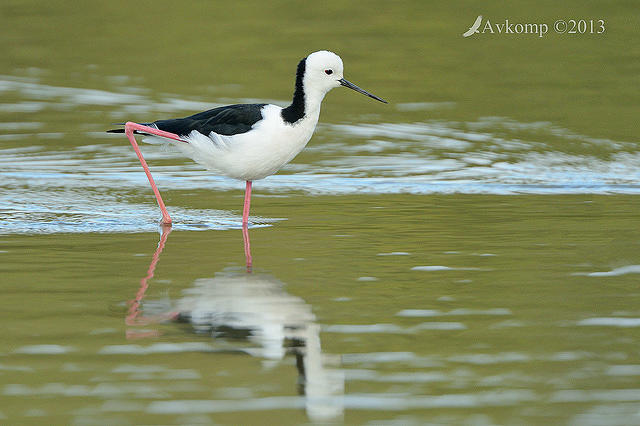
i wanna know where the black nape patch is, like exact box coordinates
[281,58,306,124]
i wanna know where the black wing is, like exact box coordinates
[107,103,267,137]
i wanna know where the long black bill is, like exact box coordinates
[339,78,387,103]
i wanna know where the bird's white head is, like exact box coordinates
[303,50,387,103]
[304,50,345,94]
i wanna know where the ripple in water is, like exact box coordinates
[2,76,640,233]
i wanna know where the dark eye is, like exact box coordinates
[324,69,333,75]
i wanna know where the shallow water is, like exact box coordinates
[2,195,640,424]
[2,1,640,424]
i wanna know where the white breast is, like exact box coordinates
[169,104,320,181]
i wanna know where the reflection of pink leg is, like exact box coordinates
[242,181,253,271]
[243,223,252,272]
[124,122,185,225]
[242,180,252,226]
[126,224,172,327]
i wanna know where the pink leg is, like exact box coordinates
[124,122,186,225]
[242,180,252,226]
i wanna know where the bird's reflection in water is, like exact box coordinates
[126,224,344,421]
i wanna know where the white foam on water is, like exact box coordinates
[324,324,405,334]
[448,352,531,364]
[606,365,640,376]
[98,342,216,355]
[13,345,75,354]
[551,389,640,403]
[146,390,536,413]
[574,265,640,277]
[340,352,419,364]
[577,318,640,327]
[396,308,512,317]
[411,266,484,271]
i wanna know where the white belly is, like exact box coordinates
[166,104,319,181]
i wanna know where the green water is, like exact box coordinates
[2,1,640,424]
